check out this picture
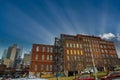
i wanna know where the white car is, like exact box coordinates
[81,70,90,74]
[114,67,120,71]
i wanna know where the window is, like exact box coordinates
[42,54,44,60]
[50,65,52,71]
[36,46,39,52]
[50,47,53,53]
[74,56,76,60]
[111,55,113,58]
[102,49,104,53]
[70,50,73,54]
[67,56,69,61]
[70,43,72,48]
[70,56,74,60]
[66,50,69,54]
[104,59,107,64]
[87,44,88,47]
[105,50,108,53]
[106,54,109,58]
[46,65,49,71]
[86,59,88,62]
[60,65,63,71]
[74,50,76,55]
[66,43,69,47]
[87,48,89,52]
[47,55,49,60]
[104,45,106,48]
[84,48,86,52]
[47,47,50,52]
[42,47,45,52]
[78,56,80,61]
[77,50,80,55]
[35,64,37,71]
[107,59,110,64]
[89,44,91,47]
[41,65,44,71]
[102,54,105,58]
[100,45,103,48]
[36,54,38,60]
[50,55,52,61]
[80,44,82,48]
[81,50,83,55]
[73,43,76,48]
[88,53,91,57]
[76,43,79,48]
[84,44,86,47]
[68,63,70,69]
[92,44,94,47]
[90,48,92,52]
[83,39,85,41]
[88,39,90,42]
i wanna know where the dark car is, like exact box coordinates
[13,72,22,78]
[101,72,120,80]
[2,74,13,80]
[73,75,95,80]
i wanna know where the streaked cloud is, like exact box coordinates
[0,0,120,57]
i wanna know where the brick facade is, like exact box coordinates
[30,44,54,76]
[54,34,119,73]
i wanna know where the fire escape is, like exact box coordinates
[54,37,64,74]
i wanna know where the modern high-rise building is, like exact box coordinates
[3,44,22,68]
[2,49,8,61]
[54,34,119,74]
[6,46,12,59]
[30,44,54,77]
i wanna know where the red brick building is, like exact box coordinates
[30,44,54,76]
[30,34,119,76]
[54,34,119,74]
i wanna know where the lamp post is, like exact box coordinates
[91,53,98,80]
[89,41,98,80]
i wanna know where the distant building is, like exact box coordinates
[23,53,31,68]
[2,49,8,61]
[3,44,22,68]
[3,59,12,68]
[30,44,54,77]
[0,59,2,64]
[6,46,12,59]
[119,58,120,65]
[54,34,120,74]
[0,64,6,75]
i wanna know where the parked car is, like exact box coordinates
[13,72,22,78]
[101,71,120,80]
[81,68,94,74]
[73,75,94,80]
[114,67,120,71]
[81,70,90,74]
[2,74,13,80]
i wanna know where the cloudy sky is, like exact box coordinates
[0,0,120,57]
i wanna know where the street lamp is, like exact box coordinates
[91,53,98,80]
